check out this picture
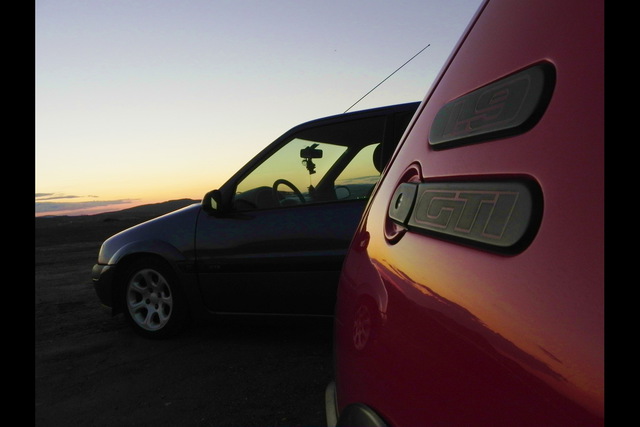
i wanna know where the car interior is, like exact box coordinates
[232,115,390,211]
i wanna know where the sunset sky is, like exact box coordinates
[35,0,483,216]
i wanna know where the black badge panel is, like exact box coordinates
[390,180,542,254]
[429,63,555,149]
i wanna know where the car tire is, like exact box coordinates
[121,257,189,339]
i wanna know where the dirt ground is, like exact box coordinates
[35,209,334,427]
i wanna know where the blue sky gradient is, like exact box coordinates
[36,0,483,216]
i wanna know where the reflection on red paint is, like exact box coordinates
[331,0,603,424]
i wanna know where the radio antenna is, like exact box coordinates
[344,43,430,113]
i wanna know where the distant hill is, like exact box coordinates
[35,198,201,246]
[36,198,201,221]
[94,198,200,220]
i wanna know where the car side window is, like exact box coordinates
[334,143,381,200]
[233,139,347,210]
[233,115,389,211]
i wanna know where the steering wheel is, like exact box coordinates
[273,179,306,204]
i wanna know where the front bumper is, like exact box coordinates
[325,380,389,427]
[92,263,116,310]
[325,381,338,427]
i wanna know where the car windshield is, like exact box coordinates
[233,115,386,210]
[235,138,348,199]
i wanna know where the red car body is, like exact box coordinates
[328,0,604,425]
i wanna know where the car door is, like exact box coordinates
[194,105,417,315]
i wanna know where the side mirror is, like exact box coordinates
[202,189,223,214]
[335,186,351,200]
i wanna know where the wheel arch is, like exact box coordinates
[108,241,189,315]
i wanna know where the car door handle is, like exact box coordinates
[388,182,419,226]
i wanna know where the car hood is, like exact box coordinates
[97,203,202,265]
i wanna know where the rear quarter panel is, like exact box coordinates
[334,0,603,425]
